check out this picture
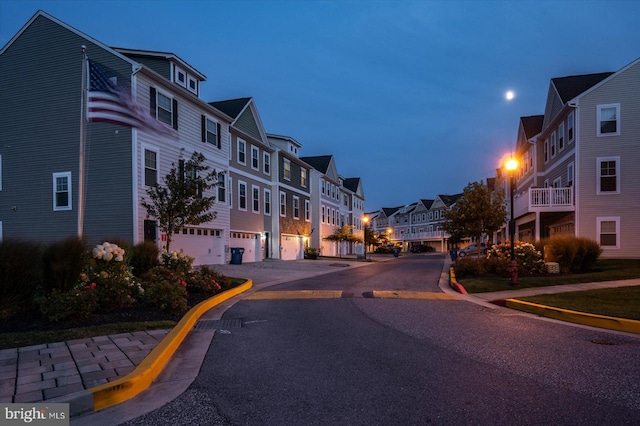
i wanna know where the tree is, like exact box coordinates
[324,225,363,258]
[142,152,218,252]
[442,181,506,257]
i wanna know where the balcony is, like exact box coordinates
[513,187,574,218]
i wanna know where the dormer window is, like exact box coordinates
[175,66,187,88]
[188,76,198,95]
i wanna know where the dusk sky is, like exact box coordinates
[2,0,639,212]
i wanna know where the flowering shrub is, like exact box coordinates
[40,285,99,322]
[186,265,226,295]
[487,241,545,276]
[139,266,188,313]
[161,250,194,277]
[83,242,139,311]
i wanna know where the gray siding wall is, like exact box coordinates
[576,61,640,258]
[235,108,261,141]
[0,14,134,244]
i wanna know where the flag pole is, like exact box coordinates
[78,45,87,239]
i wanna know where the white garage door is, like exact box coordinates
[280,234,303,261]
[170,228,225,266]
[229,232,261,263]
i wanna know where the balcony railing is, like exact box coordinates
[513,187,574,218]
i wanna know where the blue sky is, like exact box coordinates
[2,0,639,211]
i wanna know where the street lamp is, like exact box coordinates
[505,158,518,286]
[363,215,369,260]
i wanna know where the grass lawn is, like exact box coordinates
[457,259,640,293]
[456,259,640,322]
[518,286,640,321]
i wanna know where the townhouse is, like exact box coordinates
[0,11,233,265]
[503,58,640,258]
[209,97,276,262]
[0,11,367,265]
[267,134,312,260]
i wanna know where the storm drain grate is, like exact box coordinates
[193,319,243,331]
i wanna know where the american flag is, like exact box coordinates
[87,59,177,138]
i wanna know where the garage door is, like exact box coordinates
[280,234,303,260]
[229,232,261,263]
[170,228,225,266]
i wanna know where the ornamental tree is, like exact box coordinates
[442,181,506,257]
[142,152,218,252]
[324,225,363,258]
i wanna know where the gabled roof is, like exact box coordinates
[209,97,252,119]
[382,206,402,217]
[342,178,360,193]
[438,194,462,207]
[113,47,206,80]
[551,72,613,103]
[420,199,435,209]
[520,115,544,140]
[300,155,332,174]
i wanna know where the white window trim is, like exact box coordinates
[156,90,173,126]
[597,216,620,249]
[264,188,271,216]
[142,145,159,188]
[53,172,72,211]
[283,158,291,181]
[550,131,557,158]
[305,199,310,222]
[187,76,198,95]
[558,122,565,151]
[596,156,620,195]
[237,139,246,165]
[205,117,219,146]
[228,176,233,208]
[567,111,575,143]
[251,145,260,171]
[263,153,271,176]
[544,140,549,163]
[301,169,307,188]
[567,162,574,187]
[252,184,260,214]
[280,191,286,217]
[597,103,620,137]
[293,195,300,219]
[238,180,247,211]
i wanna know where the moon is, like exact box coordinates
[505,90,515,101]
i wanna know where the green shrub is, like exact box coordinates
[482,256,511,277]
[39,286,99,322]
[129,241,160,277]
[0,240,42,318]
[139,266,188,314]
[541,235,602,273]
[304,247,319,259]
[454,257,485,278]
[41,237,87,294]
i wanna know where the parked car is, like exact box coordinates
[457,243,487,257]
[410,244,434,253]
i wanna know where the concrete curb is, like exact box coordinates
[504,299,640,334]
[447,266,640,335]
[448,266,468,295]
[77,280,253,413]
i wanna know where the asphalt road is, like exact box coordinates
[124,255,640,425]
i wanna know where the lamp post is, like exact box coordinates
[505,158,518,286]
[363,216,369,260]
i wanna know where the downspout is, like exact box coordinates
[568,101,579,237]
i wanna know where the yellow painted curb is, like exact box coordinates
[246,290,343,300]
[90,279,253,411]
[371,291,462,300]
[505,298,640,334]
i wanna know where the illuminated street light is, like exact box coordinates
[363,215,369,260]
[505,157,518,286]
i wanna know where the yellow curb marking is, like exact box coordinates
[506,299,640,334]
[90,279,254,411]
[372,291,462,300]
[246,290,343,300]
